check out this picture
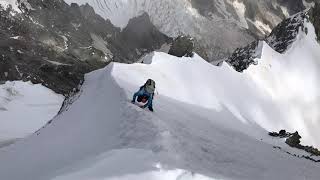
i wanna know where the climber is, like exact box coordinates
[131,79,155,112]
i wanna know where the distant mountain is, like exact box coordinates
[65,0,317,61]
[227,3,320,72]
[0,0,318,94]
[0,0,170,95]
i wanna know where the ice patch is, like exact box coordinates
[232,0,248,28]
[280,6,290,17]
[46,60,71,66]
[10,36,22,40]
[247,18,272,34]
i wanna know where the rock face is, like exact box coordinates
[0,0,170,95]
[285,131,302,148]
[227,9,310,72]
[227,41,262,72]
[266,12,307,53]
[309,2,320,41]
[168,36,194,58]
[120,13,171,57]
[70,0,318,61]
[190,0,309,35]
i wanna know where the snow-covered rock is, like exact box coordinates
[228,8,315,72]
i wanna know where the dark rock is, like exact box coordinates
[168,35,194,58]
[227,41,261,72]
[304,146,320,156]
[302,155,320,162]
[268,129,291,138]
[193,40,209,60]
[273,146,282,150]
[0,0,170,95]
[269,132,279,137]
[270,129,320,162]
[279,129,286,136]
[266,12,307,53]
[120,13,172,56]
[285,131,302,148]
[309,2,320,42]
[227,10,309,72]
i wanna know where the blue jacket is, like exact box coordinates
[132,86,153,109]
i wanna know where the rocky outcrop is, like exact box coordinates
[120,13,172,59]
[266,12,307,53]
[227,41,262,72]
[268,129,292,138]
[227,8,310,72]
[284,131,320,156]
[168,35,209,60]
[269,130,320,158]
[168,36,194,58]
[309,2,320,42]
[0,0,170,95]
[285,131,302,148]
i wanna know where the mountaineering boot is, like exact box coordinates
[148,106,154,112]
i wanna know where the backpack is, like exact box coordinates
[144,79,156,94]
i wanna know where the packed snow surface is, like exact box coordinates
[0,22,319,180]
[247,22,320,147]
[0,81,64,142]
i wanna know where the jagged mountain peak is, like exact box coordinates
[64,0,318,61]
[0,0,170,95]
[227,3,320,72]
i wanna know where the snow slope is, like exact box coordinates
[0,21,320,179]
[245,21,320,147]
[0,81,64,143]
